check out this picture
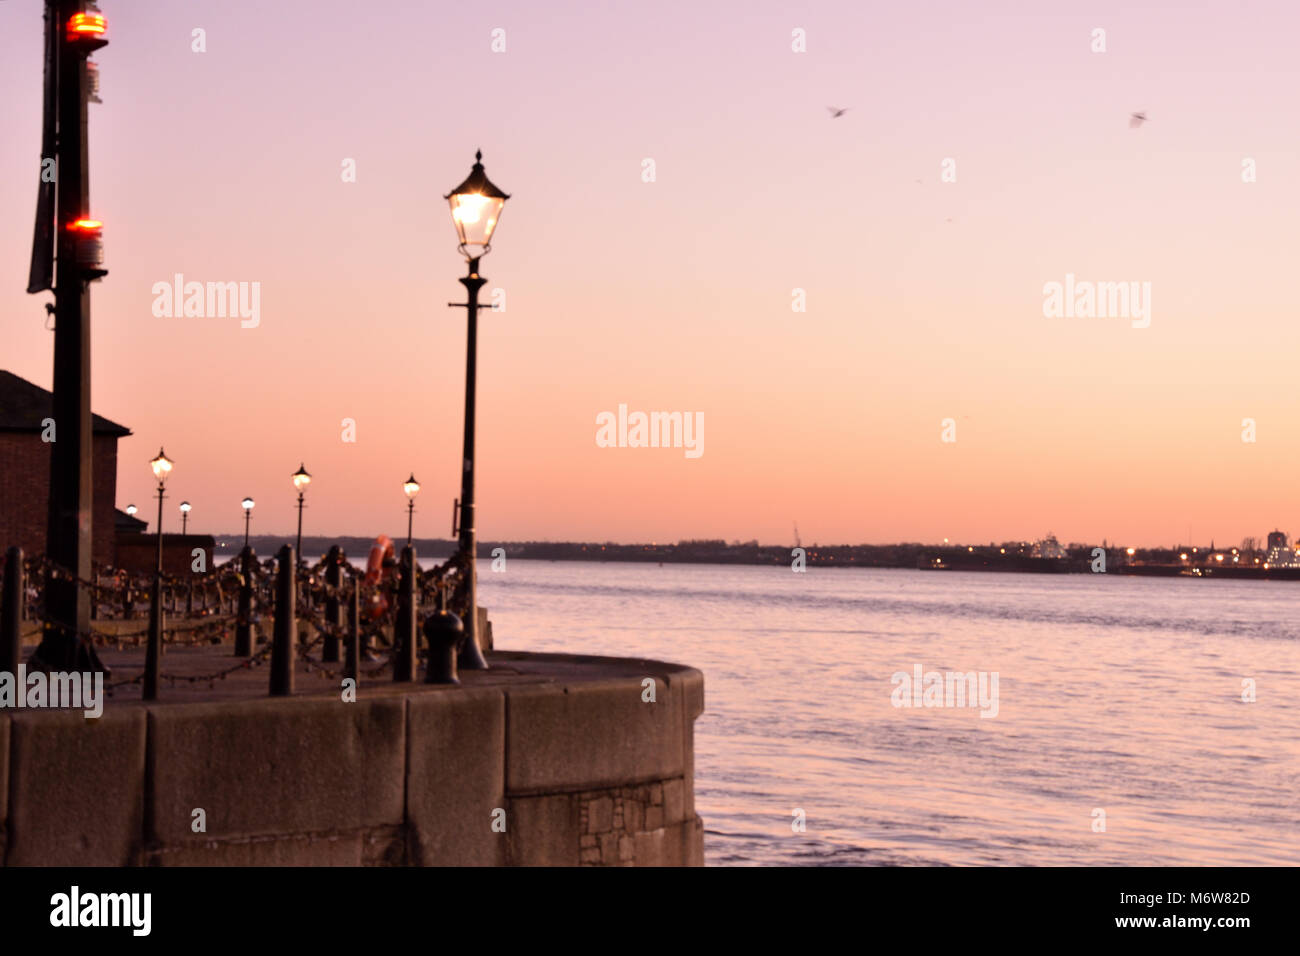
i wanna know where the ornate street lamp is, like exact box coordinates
[403,474,420,546]
[241,496,255,548]
[144,447,173,700]
[445,150,509,670]
[291,463,311,566]
[178,500,191,535]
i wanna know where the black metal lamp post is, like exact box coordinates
[291,464,311,567]
[144,446,173,700]
[178,500,190,535]
[445,150,509,671]
[241,496,254,548]
[403,474,420,546]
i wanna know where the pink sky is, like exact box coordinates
[3,0,1299,546]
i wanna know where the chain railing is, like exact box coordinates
[0,542,479,700]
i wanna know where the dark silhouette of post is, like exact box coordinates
[345,581,360,682]
[30,0,109,675]
[235,546,254,655]
[270,545,295,696]
[2,548,23,677]
[453,260,489,670]
[393,545,418,681]
[322,545,342,662]
[143,478,166,700]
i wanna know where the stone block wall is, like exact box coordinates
[0,653,704,867]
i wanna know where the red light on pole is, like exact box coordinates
[66,219,104,271]
[66,13,107,41]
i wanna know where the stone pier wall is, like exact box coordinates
[0,651,704,867]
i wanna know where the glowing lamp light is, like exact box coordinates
[125,504,137,516]
[403,474,421,500]
[149,448,174,484]
[445,150,509,259]
[292,464,312,493]
[241,497,255,512]
[67,218,104,270]
[179,501,192,514]
[67,12,107,40]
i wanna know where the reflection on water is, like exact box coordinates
[475,561,1300,866]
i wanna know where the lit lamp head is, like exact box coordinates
[403,474,421,500]
[67,218,104,272]
[179,501,192,515]
[292,464,312,494]
[125,504,137,516]
[66,11,108,43]
[445,150,510,261]
[241,497,255,513]
[149,448,174,485]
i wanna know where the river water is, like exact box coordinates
[473,560,1299,866]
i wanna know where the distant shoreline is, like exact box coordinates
[210,536,1297,580]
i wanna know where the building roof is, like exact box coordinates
[0,369,131,436]
[115,508,148,533]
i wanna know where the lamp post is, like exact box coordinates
[144,447,173,700]
[403,474,420,546]
[291,464,311,567]
[445,150,508,671]
[241,496,254,549]
[179,500,191,535]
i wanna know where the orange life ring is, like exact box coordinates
[363,535,395,620]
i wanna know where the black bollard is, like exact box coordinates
[2,547,22,678]
[393,545,418,682]
[235,547,255,656]
[270,545,295,696]
[322,545,342,663]
[345,580,360,682]
[424,585,463,685]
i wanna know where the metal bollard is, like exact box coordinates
[424,585,462,685]
[393,545,418,682]
[270,545,295,696]
[2,547,22,678]
[322,545,342,663]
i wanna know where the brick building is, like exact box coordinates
[0,369,131,564]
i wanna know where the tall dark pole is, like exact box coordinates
[143,480,164,700]
[243,509,251,548]
[295,492,304,568]
[407,499,415,546]
[33,0,107,674]
[455,258,488,669]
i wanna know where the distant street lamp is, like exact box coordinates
[145,447,173,700]
[125,503,137,517]
[445,150,509,670]
[292,464,311,565]
[179,500,191,535]
[241,496,255,548]
[403,474,420,545]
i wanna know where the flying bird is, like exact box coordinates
[1129,111,1147,128]
[827,107,850,118]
